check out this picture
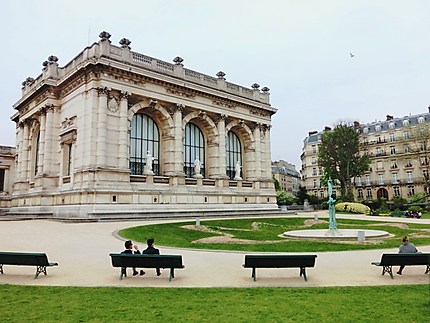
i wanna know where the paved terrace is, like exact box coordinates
[0,212,429,288]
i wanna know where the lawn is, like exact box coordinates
[0,284,428,322]
[119,217,430,252]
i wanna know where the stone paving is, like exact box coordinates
[0,212,429,288]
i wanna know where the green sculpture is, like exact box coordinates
[327,178,338,233]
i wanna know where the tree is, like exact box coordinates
[318,124,370,201]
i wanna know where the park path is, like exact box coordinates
[0,212,429,288]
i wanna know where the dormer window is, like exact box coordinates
[389,122,395,129]
[403,119,410,127]
[375,124,381,132]
[418,116,425,124]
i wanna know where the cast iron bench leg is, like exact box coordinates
[251,267,256,281]
[299,267,307,281]
[382,265,393,279]
[169,268,175,281]
[425,265,430,274]
[0,264,3,274]
[35,266,47,279]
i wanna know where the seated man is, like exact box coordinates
[142,238,161,276]
[397,236,418,275]
[121,240,145,276]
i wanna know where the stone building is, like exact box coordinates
[8,31,277,218]
[271,160,301,195]
[0,146,16,211]
[301,110,430,201]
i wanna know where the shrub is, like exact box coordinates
[408,205,422,213]
[335,202,370,214]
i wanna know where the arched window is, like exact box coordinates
[184,123,205,178]
[226,131,242,179]
[130,114,160,175]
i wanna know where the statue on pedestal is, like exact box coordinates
[144,151,154,175]
[194,156,203,178]
[234,160,242,180]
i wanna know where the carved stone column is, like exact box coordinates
[43,105,55,176]
[37,107,46,176]
[216,114,227,178]
[16,122,24,184]
[173,104,185,176]
[118,91,130,169]
[253,124,262,180]
[97,87,109,167]
[262,125,272,180]
[21,119,30,183]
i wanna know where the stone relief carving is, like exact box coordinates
[107,96,119,113]
[61,116,77,129]
[212,99,236,109]
[250,107,270,117]
[166,87,196,99]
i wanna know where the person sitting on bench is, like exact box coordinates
[121,240,145,276]
[397,236,418,275]
[143,238,161,276]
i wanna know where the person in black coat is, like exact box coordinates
[142,238,161,276]
[121,240,145,276]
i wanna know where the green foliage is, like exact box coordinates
[391,196,407,210]
[296,186,308,205]
[335,202,371,214]
[276,190,296,205]
[318,124,370,200]
[408,192,427,204]
[273,176,281,191]
[120,218,430,252]
[0,285,428,322]
[378,198,389,213]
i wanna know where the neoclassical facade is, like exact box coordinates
[9,31,277,217]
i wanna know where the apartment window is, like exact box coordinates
[392,172,398,184]
[405,159,412,167]
[403,132,409,140]
[358,188,363,198]
[364,149,369,156]
[356,176,362,186]
[319,191,324,198]
[365,175,371,185]
[424,170,429,180]
[391,160,397,169]
[311,156,316,164]
[393,186,400,196]
[318,167,323,175]
[376,147,383,156]
[378,174,384,185]
[390,145,396,155]
[420,142,426,151]
[403,144,410,153]
[366,188,372,198]
[313,180,317,188]
[420,156,429,166]
[377,161,383,170]
[408,186,415,196]
[312,145,317,153]
[65,143,72,176]
[312,168,317,176]
[406,171,413,183]
[389,133,395,142]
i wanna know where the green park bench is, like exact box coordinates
[243,254,317,282]
[371,253,430,279]
[0,251,58,279]
[110,253,184,281]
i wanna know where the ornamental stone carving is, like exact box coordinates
[119,38,131,49]
[261,87,270,93]
[173,56,184,65]
[107,97,119,113]
[119,91,131,100]
[99,31,111,42]
[166,87,196,99]
[251,83,260,90]
[216,71,226,79]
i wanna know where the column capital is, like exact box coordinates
[119,91,131,100]
[97,87,111,96]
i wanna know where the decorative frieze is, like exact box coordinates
[212,99,236,109]
[250,107,271,117]
[61,116,77,130]
[166,87,196,99]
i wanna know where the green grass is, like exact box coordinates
[119,218,430,252]
[0,284,428,322]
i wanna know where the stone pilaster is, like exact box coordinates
[21,120,30,183]
[253,124,262,180]
[262,125,272,180]
[216,114,228,178]
[118,91,130,169]
[97,87,109,167]
[37,107,46,176]
[43,105,55,176]
[15,122,24,185]
[173,104,185,176]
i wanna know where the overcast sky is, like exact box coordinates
[1,0,429,168]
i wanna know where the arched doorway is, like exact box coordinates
[377,188,388,199]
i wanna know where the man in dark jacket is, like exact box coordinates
[121,240,145,276]
[142,238,161,276]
